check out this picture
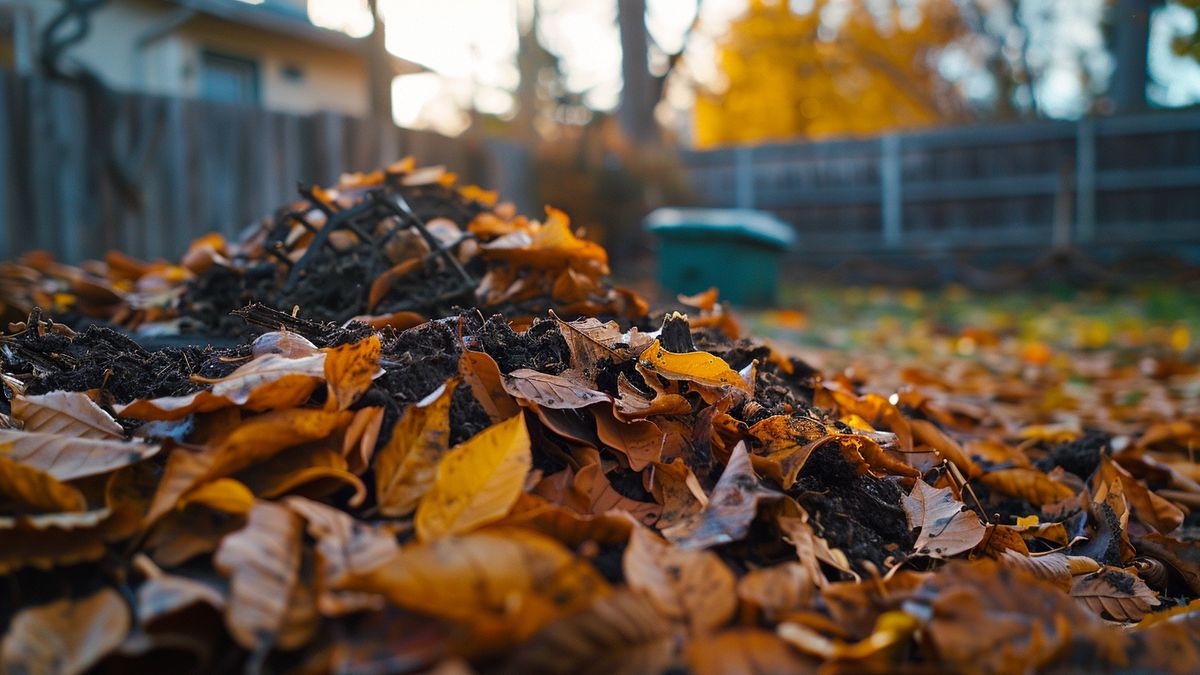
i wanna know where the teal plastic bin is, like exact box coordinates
[644,208,795,306]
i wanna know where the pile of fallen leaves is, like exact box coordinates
[0,158,646,339]
[2,168,1199,674]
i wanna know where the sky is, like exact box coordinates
[297,0,1200,137]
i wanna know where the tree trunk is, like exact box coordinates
[1111,0,1156,112]
[617,0,657,143]
[366,0,393,123]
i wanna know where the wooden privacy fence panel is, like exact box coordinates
[680,109,1200,255]
[0,71,499,263]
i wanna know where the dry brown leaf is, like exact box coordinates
[562,462,663,526]
[501,591,676,675]
[415,413,532,539]
[1,587,130,675]
[322,334,382,410]
[998,549,1099,591]
[285,496,398,586]
[685,628,816,675]
[902,480,986,558]
[623,525,737,634]
[648,458,708,530]
[1071,567,1161,622]
[234,440,367,507]
[115,351,327,420]
[612,373,692,421]
[136,570,226,628]
[375,380,457,517]
[663,441,781,549]
[595,406,665,471]
[213,500,303,651]
[11,391,123,439]
[501,368,610,409]
[737,562,818,620]
[1095,455,1184,534]
[501,492,635,546]
[343,527,609,648]
[0,510,113,574]
[0,429,160,481]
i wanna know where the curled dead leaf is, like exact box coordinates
[902,480,986,559]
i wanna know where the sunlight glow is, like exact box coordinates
[308,0,373,39]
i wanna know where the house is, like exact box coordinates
[0,0,421,116]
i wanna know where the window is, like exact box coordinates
[200,50,259,105]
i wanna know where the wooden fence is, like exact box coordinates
[0,71,512,263]
[680,109,1200,256]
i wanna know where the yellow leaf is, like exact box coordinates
[415,414,532,540]
[1,587,130,675]
[322,335,382,410]
[178,478,255,515]
[375,380,457,517]
[637,339,752,393]
[1016,515,1040,528]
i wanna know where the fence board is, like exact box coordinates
[0,71,513,263]
[682,108,1200,255]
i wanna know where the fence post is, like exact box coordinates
[1075,116,1096,243]
[734,145,754,209]
[880,134,902,247]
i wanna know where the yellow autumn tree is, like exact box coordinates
[694,0,970,147]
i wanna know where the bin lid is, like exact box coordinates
[643,208,796,250]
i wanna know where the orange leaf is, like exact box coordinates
[323,335,382,411]
[595,406,665,471]
[343,528,609,648]
[0,454,87,513]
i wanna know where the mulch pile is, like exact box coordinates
[0,160,1198,674]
